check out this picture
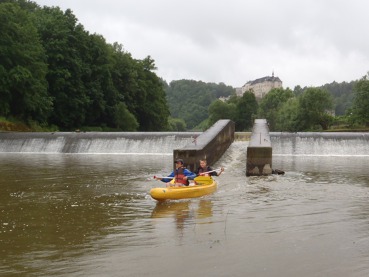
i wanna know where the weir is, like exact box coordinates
[270,132,369,156]
[246,119,272,176]
[173,119,235,171]
[1,125,368,158]
[0,132,200,154]
[0,120,235,162]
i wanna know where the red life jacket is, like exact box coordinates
[175,167,188,185]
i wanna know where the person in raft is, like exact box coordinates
[156,159,196,187]
[195,159,224,177]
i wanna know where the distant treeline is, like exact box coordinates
[166,77,369,132]
[165,80,235,130]
[295,81,356,116]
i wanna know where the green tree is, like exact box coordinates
[168,117,187,131]
[114,102,138,131]
[166,80,235,130]
[275,98,301,131]
[0,2,52,122]
[77,34,122,129]
[111,50,169,131]
[208,100,237,127]
[293,85,304,97]
[351,74,369,126]
[298,87,334,130]
[134,56,170,131]
[36,6,90,129]
[0,1,172,132]
[235,91,258,131]
[258,88,294,130]
[320,81,355,115]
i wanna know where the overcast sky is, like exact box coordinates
[33,0,368,89]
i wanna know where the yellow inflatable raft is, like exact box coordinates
[150,176,217,201]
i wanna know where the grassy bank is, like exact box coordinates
[0,117,32,132]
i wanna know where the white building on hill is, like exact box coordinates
[238,72,283,99]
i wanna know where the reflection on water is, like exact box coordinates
[151,200,214,235]
[1,142,369,276]
[152,200,213,219]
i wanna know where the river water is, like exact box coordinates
[1,138,369,276]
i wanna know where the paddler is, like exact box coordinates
[195,159,224,177]
[155,159,196,187]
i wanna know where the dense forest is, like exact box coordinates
[1,0,368,132]
[165,80,234,130]
[294,81,356,116]
[0,0,169,131]
[166,77,369,132]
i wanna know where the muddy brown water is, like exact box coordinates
[1,140,369,276]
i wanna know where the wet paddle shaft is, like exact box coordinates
[154,168,221,179]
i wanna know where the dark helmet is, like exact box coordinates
[174,159,184,164]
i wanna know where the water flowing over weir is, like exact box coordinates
[0,132,200,154]
[270,132,369,156]
[0,131,368,156]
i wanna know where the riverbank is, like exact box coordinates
[0,118,31,132]
[1,117,369,133]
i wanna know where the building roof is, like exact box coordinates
[245,76,282,86]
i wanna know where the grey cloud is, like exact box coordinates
[34,0,369,88]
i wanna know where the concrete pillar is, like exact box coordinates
[246,119,272,176]
[173,120,235,172]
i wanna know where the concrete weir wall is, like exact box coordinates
[0,132,200,154]
[246,119,272,176]
[173,120,235,172]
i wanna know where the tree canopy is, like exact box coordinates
[297,87,334,130]
[258,88,294,130]
[350,73,369,126]
[165,80,234,130]
[0,0,169,131]
[0,2,52,122]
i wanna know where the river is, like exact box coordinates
[1,137,369,276]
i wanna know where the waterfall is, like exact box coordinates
[270,132,369,156]
[0,132,200,154]
[1,131,368,156]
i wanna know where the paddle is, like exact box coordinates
[197,168,223,176]
[153,176,174,180]
[198,169,216,175]
[153,167,223,184]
